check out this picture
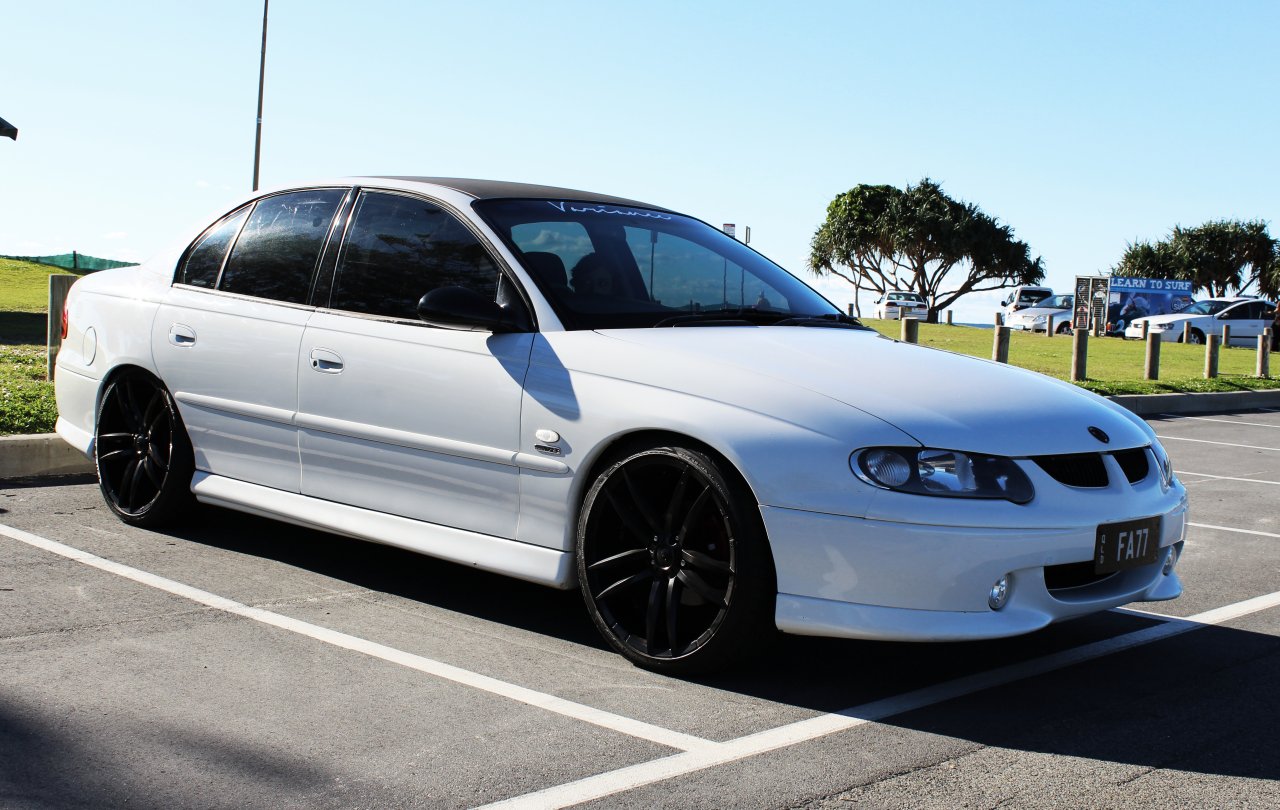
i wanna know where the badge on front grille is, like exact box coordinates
[1088,426,1110,443]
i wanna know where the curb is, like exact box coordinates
[3,388,1279,480]
[0,433,94,480]
[1107,388,1280,417]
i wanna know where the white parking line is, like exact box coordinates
[1159,414,1280,429]
[1188,521,1280,540]
[0,523,715,754]
[479,593,1280,809]
[1178,471,1280,486]
[9,520,1280,810]
[1156,434,1280,452]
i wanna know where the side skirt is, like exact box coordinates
[190,472,575,589]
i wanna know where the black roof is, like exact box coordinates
[372,177,669,211]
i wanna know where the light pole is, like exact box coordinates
[251,0,269,191]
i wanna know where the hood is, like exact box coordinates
[596,327,1151,457]
[1008,304,1069,320]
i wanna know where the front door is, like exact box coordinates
[296,190,534,538]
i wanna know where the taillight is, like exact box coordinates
[61,299,69,340]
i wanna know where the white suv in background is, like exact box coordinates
[1124,298,1276,344]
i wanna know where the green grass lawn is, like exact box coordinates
[1,259,87,434]
[864,319,1280,396]
[2,256,1277,435]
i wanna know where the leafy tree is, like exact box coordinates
[1113,220,1279,299]
[807,179,1044,321]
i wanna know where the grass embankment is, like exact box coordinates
[864,319,1280,396]
[1,258,87,435]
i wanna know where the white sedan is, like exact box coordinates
[1006,294,1074,334]
[1124,297,1276,344]
[874,291,929,320]
[55,177,1187,674]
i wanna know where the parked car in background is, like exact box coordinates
[55,177,1186,674]
[1123,297,1277,344]
[873,291,928,320]
[1006,294,1074,334]
[1001,285,1054,318]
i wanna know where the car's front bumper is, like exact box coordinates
[763,495,1187,642]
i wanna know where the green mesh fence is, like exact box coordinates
[1,252,137,272]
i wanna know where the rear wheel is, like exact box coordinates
[94,371,195,527]
[576,444,774,674]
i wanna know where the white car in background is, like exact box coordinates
[55,177,1187,674]
[1124,297,1276,344]
[874,291,929,320]
[1001,284,1054,318]
[1006,294,1074,334]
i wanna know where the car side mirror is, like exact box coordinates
[418,286,517,332]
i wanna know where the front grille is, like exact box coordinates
[1044,561,1115,591]
[1113,448,1150,484]
[1033,453,1108,487]
[1031,447,1151,488]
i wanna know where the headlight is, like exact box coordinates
[1031,315,1046,325]
[851,447,1034,504]
[1151,441,1174,489]
[1150,323,1173,331]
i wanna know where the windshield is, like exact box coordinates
[1019,289,1052,304]
[474,199,842,329]
[1181,300,1229,315]
[889,293,924,303]
[1041,294,1072,309]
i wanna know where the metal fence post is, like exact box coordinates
[1071,328,1088,381]
[1145,333,1162,380]
[992,326,1010,363]
[46,274,78,381]
[1204,334,1219,379]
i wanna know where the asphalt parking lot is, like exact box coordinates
[2,410,1278,809]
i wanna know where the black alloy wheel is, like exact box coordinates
[576,444,773,674]
[95,371,195,527]
[1186,329,1205,345]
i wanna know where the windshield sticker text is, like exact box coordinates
[546,201,672,220]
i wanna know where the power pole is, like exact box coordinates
[252,0,269,191]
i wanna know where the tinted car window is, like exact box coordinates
[177,208,249,288]
[476,198,839,330]
[218,189,345,304]
[330,191,500,319]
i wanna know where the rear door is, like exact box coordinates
[152,188,348,491]
[1220,300,1268,346]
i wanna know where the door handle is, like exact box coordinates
[168,324,196,346]
[309,347,344,373]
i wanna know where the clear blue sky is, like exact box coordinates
[3,1,1277,320]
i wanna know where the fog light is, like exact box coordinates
[988,575,1010,610]
[1162,545,1180,576]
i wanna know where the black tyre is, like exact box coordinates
[95,371,195,527]
[576,443,774,674]
[1187,329,1205,345]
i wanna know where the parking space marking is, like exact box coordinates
[480,594,1280,809]
[1188,521,1280,540]
[1156,434,1280,452]
[0,522,716,754]
[1178,471,1280,486]
[1159,414,1280,429]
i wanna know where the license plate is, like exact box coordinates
[1095,516,1162,574]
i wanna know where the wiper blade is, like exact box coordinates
[771,313,871,330]
[654,308,791,327]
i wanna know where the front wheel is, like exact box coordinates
[1186,329,1205,345]
[576,444,774,674]
[95,371,195,527]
